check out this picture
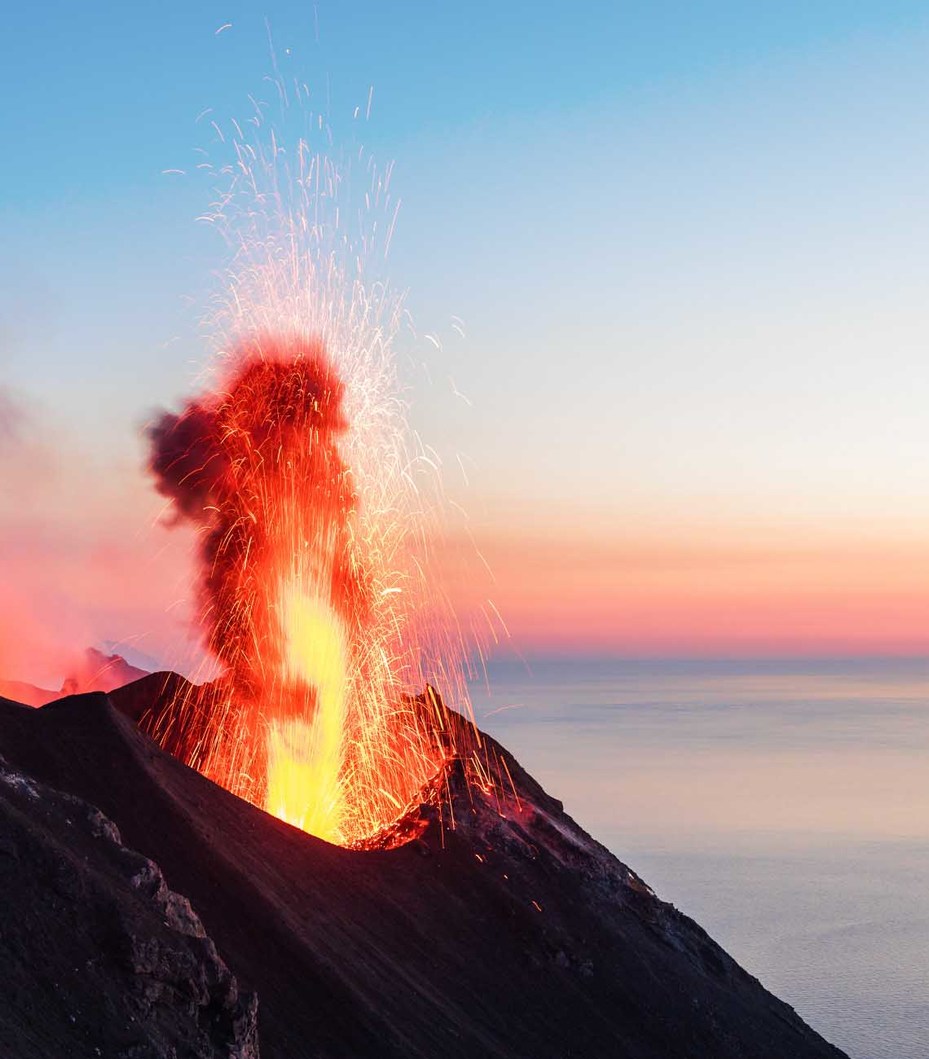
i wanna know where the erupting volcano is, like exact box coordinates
[0,66,854,1059]
[128,90,488,848]
[147,333,466,846]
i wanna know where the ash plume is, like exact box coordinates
[146,334,360,694]
[145,331,454,843]
[147,403,226,522]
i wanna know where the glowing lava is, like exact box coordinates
[149,334,461,845]
[144,84,489,845]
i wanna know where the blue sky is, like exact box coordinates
[4,3,929,484]
[3,2,929,664]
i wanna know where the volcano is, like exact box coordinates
[0,648,148,707]
[0,674,848,1059]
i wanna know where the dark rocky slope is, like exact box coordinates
[0,715,257,1058]
[0,682,849,1059]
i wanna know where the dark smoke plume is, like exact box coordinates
[147,403,227,522]
[147,334,357,693]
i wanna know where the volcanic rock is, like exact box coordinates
[0,681,849,1059]
[0,718,257,1059]
[60,647,149,697]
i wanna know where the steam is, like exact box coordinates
[0,385,195,690]
[0,387,84,684]
[0,385,25,446]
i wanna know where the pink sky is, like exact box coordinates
[4,7,929,684]
[2,383,927,690]
[439,517,929,659]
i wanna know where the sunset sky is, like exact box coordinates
[3,1,929,681]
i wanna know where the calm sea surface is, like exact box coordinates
[467,657,929,1059]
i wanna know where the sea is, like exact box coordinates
[467,657,929,1059]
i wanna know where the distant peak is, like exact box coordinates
[60,647,149,697]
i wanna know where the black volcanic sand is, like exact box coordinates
[0,680,849,1059]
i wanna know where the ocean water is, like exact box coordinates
[467,657,929,1059]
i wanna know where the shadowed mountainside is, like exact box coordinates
[0,678,849,1059]
[0,711,257,1059]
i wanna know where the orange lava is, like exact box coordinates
[149,335,450,845]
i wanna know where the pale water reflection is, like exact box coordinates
[468,658,929,1059]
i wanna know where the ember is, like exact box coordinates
[146,101,480,846]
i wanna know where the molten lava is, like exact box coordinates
[149,335,448,845]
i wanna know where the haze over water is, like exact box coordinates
[469,656,929,1059]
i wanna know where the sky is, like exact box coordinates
[2,1,929,681]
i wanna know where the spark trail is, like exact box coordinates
[147,85,481,846]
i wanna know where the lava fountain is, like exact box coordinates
[146,89,482,846]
